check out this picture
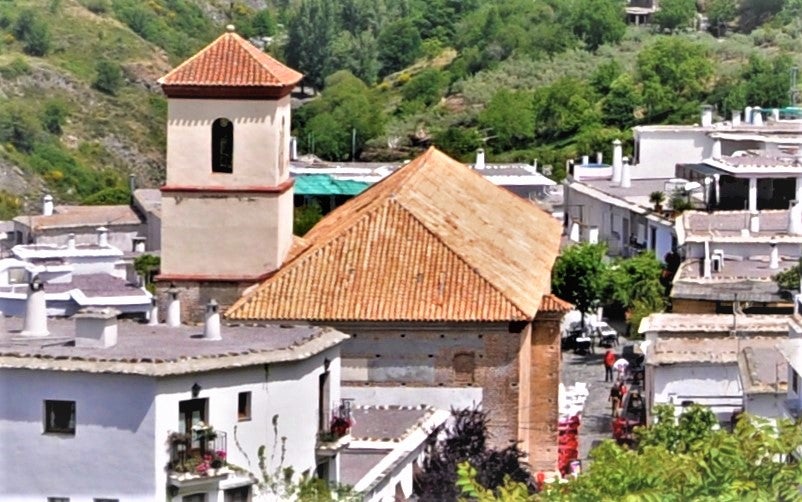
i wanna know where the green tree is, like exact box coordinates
[653,0,697,31]
[250,8,276,37]
[479,89,535,152]
[0,103,42,153]
[773,258,802,291]
[551,243,608,327]
[41,100,69,136]
[377,19,422,76]
[706,0,738,36]
[432,126,482,159]
[636,37,714,121]
[134,254,160,293]
[533,78,602,141]
[82,187,130,205]
[329,30,380,85]
[602,74,643,128]
[94,60,124,95]
[285,0,337,90]
[402,69,446,107]
[294,201,323,236]
[724,54,796,113]
[15,10,52,57]
[562,0,626,51]
[0,190,21,220]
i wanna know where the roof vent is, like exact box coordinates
[43,194,54,216]
[769,239,779,270]
[167,285,181,327]
[475,149,485,170]
[74,308,119,349]
[203,299,221,341]
[790,200,802,236]
[148,297,159,326]
[21,277,48,337]
[97,226,109,247]
[611,139,622,183]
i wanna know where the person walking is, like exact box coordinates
[604,349,616,382]
[613,357,630,382]
[609,382,622,417]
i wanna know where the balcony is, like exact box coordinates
[167,424,229,486]
[317,399,353,456]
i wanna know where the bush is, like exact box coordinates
[94,60,123,95]
[41,100,69,136]
[14,10,51,57]
[84,0,110,14]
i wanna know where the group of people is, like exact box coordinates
[604,349,630,417]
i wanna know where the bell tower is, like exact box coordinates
[157,26,303,320]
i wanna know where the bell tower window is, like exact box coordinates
[212,118,233,173]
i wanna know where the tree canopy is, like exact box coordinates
[551,243,607,326]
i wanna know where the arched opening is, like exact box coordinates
[211,118,233,173]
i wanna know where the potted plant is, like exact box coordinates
[330,416,352,438]
[649,191,665,212]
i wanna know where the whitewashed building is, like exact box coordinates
[641,313,788,423]
[0,301,350,502]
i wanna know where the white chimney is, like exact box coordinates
[67,233,76,250]
[712,139,722,160]
[581,155,589,166]
[588,226,599,244]
[703,241,712,278]
[769,240,779,270]
[475,149,485,170]
[148,297,159,326]
[752,108,764,126]
[569,222,580,242]
[42,194,54,216]
[745,106,753,124]
[97,226,108,247]
[290,136,298,161]
[701,105,713,127]
[772,108,780,122]
[74,308,119,349]
[203,299,222,341]
[749,211,760,233]
[133,237,146,253]
[620,157,631,188]
[790,200,802,236]
[612,139,623,183]
[167,286,181,327]
[596,151,603,165]
[22,277,48,337]
[731,110,741,127]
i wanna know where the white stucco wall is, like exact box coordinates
[684,241,802,260]
[744,393,786,419]
[166,97,291,188]
[635,129,713,178]
[650,363,743,421]
[0,369,158,502]
[343,386,483,412]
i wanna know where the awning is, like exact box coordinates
[293,174,370,196]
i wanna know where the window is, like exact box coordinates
[44,400,75,434]
[179,398,207,450]
[212,118,233,173]
[794,370,799,395]
[224,486,251,502]
[238,391,251,421]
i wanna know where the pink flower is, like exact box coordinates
[215,450,227,460]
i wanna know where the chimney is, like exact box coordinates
[596,151,603,164]
[132,237,146,253]
[43,194,54,216]
[22,277,48,337]
[769,239,779,270]
[620,157,631,188]
[703,240,712,278]
[612,139,623,183]
[749,211,760,233]
[67,233,76,250]
[772,108,780,122]
[290,136,298,161]
[203,299,222,341]
[731,110,741,127]
[166,285,181,327]
[581,155,589,166]
[148,297,159,326]
[712,139,722,160]
[701,105,713,127]
[74,308,119,349]
[97,227,109,247]
[475,149,485,170]
[790,200,802,236]
[745,106,753,124]
[752,108,764,126]
[129,173,136,195]
[588,226,599,244]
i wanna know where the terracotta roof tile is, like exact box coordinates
[540,294,573,313]
[226,147,562,322]
[159,31,302,88]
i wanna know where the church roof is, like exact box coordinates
[159,30,302,95]
[226,147,563,323]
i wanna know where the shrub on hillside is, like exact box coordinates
[94,60,123,95]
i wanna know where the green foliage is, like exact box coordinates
[773,258,802,291]
[293,201,323,236]
[0,57,31,78]
[456,462,532,502]
[0,190,21,220]
[296,71,385,161]
[84,0,110,14]
[93,60,123,95]
[479,89,535,152]
[0,102,43,153]
[552,243,607,325]
[133,254,160,291]
[706,0,738,36]
[377,19,422,77]
[41,100,69,136]
[723,54,796,113]
[402,69,446,107]
[562,0,626,51]
[653,0,697,32]
[533,78,601,142]
[330,30,379,85]
[601,74,643,129]
[285,0,338,90]
[14,9,52,57]
[432,126,482,159]
[82,187,130,205]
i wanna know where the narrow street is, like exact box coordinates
[561,329,632,462]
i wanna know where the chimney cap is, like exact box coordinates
[613,139,622,145]
[43,194,53,201]
[206,299,219,313]
[29,276,43,292]
[74,307,120,320]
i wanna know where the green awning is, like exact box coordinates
[293,174,370,196]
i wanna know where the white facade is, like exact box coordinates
[647,363,743,422]
[0,341,343,501]
[634,128,714,178]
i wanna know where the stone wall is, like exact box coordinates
[155,280,253,323]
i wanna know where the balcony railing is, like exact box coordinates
[167,427,227,478]
[319,399,354,443]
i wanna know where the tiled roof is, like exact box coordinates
[159,31,302,88]
[227,147,562,322]
[540,294,573,313]
[13,205,143,230]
